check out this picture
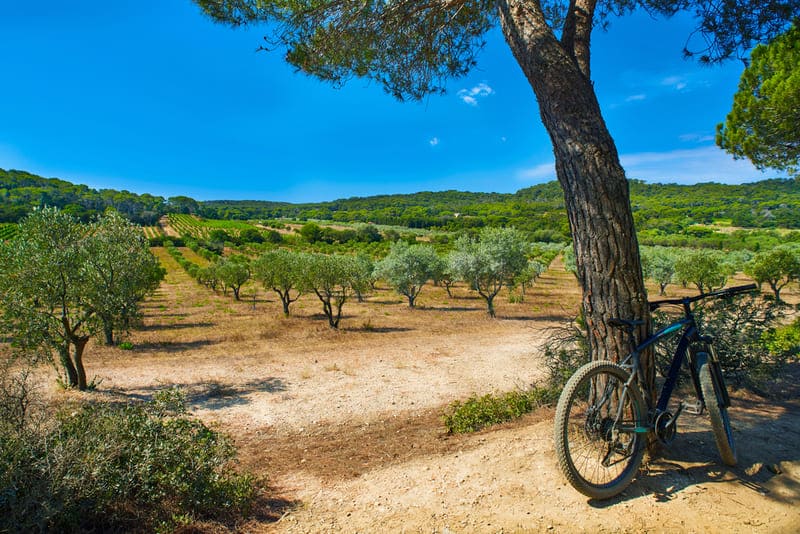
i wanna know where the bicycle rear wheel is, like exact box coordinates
[554,361,647,499]
[696,351,737,466]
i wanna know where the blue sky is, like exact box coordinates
[0,2,779,203]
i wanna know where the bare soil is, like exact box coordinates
[68,249,800,532]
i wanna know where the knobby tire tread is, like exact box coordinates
[554,361,646,500]
[696,352,737,466]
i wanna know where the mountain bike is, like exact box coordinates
[553,283,758,499]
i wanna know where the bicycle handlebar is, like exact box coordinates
[649,283,758,311]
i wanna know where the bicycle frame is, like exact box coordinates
[620,317,698,421]
[617,283,757,430]
[554,283,757,499]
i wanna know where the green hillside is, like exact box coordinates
[2,167,799,247]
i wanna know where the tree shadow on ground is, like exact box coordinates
[588,397,800,507]
[103,377,288,410]
[419,306,483,312]
[133,339,217,353]
[138,321,216,331]
[350,326,414,333]
[248,491,302,525]
[189,377,288,410]
[496,314,570,322]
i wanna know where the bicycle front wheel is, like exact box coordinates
[696,351,737,466]
[554,361,647,499]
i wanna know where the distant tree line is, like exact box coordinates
[4,169,799,240]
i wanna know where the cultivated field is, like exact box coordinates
[55,249,800,532]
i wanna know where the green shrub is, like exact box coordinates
[761,317,800,361]
[0,388,256,533]
[443,386,558,434]
[696,293,787,390]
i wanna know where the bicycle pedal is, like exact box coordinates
[682,399,704,415]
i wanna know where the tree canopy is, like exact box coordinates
[197,0,798,386]
[0,208,164,390]
[377,241,444,307]
[448,227,529,317]
[195,1,798,99]
[717,22,800,176]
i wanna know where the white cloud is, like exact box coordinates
[517,161,556,182]
[429,137,440,147]
[626,94,646,102]
[515,146,774,186]
[679,132,715,143]
[457,82,494,106]
[661,75,688,91]
[620,146,767,184]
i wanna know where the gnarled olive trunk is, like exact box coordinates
[58,343,79,388]
[72,336,89,391]
[499,1,653,400]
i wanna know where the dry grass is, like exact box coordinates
[16,246,800,532]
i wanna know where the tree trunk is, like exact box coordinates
[485,293,496,318]
[58,343,79,388]
[72,336,89,391]
[498,1,653,394]
[103,321,115,346]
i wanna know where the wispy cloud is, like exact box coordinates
[429,137,440,147]
[516,161,556,182]
[515,146,772,186]
[620,146,765,184]
[679,132,715,143]
[625,94,647,102]
[457,82,494,106]
[661,75,688,91]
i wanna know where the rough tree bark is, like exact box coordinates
[498,1,654,398]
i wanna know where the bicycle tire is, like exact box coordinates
[554,361,647,499]
[696,352,737,466]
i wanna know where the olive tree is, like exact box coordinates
[641,246,677,296]
[194,0,796,408]
[674,249,729,294]
[252,249,307,315]
[512,258,548,300]
[377,241,442,307]
[216,254,251,300]
[85,210,165,345]
[301,253,364,328]
[352,252,377,302]
[448,227,529,317]
[0,208,163,390]
[745,246,800,302]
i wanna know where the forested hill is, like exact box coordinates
[2,167,798,236]
[0,169,168,225]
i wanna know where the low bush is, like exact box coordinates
[696,294,789,390]
[0,387,256,533]
[762,317,800,361]
[443,386,559,434]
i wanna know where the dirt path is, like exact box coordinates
[87,253,800,533]
[244,396,800,533]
